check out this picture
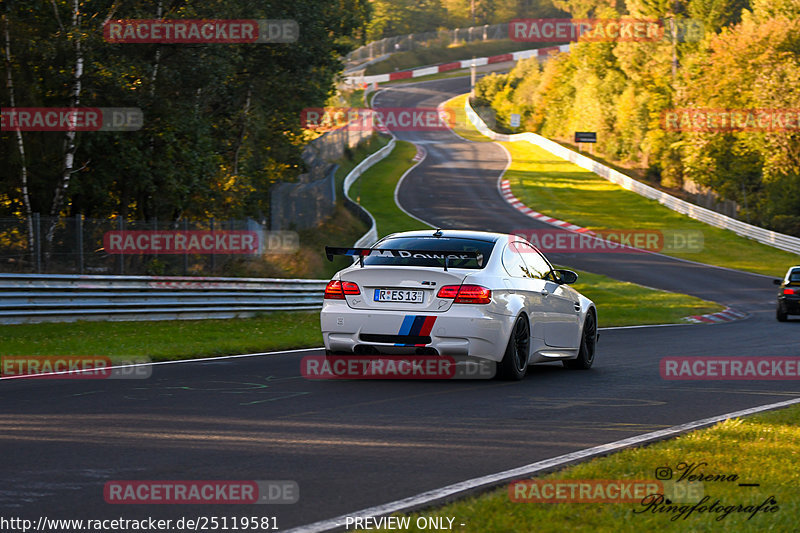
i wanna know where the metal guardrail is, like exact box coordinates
[1,117,399,325]
[345,23,510,68]
[0,274,328,324]
[344,137,396,248]
[465,99,800,256]
[345,45,564,86]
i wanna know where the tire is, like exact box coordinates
[498,315,530,380]
[564,310,597,370]
[777,305,788,322]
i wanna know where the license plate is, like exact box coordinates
[374,289,424,303]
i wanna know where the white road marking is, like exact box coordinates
[284,396,800,533]
[0,347,319,381]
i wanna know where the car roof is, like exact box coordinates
[380,229,509,243]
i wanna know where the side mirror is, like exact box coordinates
[774,279,782,286]
[555,269,578,285]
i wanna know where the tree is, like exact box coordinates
[1,0,370,265]
[366,0,446,41]
[687,0,749,32]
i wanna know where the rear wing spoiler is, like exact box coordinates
[324,247,484,270]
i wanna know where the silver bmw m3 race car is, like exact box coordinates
[320,229,598,380]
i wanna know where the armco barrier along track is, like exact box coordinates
[346,45,571,86]
[0,274,328,324]
[464,99,800,255]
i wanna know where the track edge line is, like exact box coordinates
[285,396,800,533]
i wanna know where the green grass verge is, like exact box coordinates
[445,94,799,277]
[358,403,800,532]
[570,269,719,327]
[504,141,799,278]
[443,93,493,143]
[0,312,322,362]
[335,134,391,191]
[353,140,431,236]
[350,138,720,327]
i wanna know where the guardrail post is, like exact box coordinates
[76,214,84,274]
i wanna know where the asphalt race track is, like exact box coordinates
[3,77,799,531]
[384,77,777,311]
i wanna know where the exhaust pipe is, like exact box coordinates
[354,345,380,355]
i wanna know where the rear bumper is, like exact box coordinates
[320,301,513,362]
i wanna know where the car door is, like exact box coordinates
[501,238,539,313]
[501,240,549,344]
[516,241,580,349]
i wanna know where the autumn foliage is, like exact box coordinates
[475,0,800,234]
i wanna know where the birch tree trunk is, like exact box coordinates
[44,0,83,258]
[2,13,34,255]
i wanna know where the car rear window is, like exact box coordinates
[363,237,495,269]
[789,270,800,282]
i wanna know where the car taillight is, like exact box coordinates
[437,284,491,304]
[324,280,360,299]
[436,285,460,298]
[784,288,796,295]
[324,281,344,299]
[455,285,492,304]
[342,281,360,295]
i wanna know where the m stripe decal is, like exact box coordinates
[419,316,437,336]
[396,316,438,346]
[409,315,427,336]
[398,315,416,336]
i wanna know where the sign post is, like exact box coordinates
[574,131,597,154]
[470,57,477,97]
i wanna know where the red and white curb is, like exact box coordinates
[500,179,588,233]
[499,180,749,325]
[412,146,426,162]
[686,308,748,323]
[346,44,570,85]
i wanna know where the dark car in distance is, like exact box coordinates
[774,266,800,321]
